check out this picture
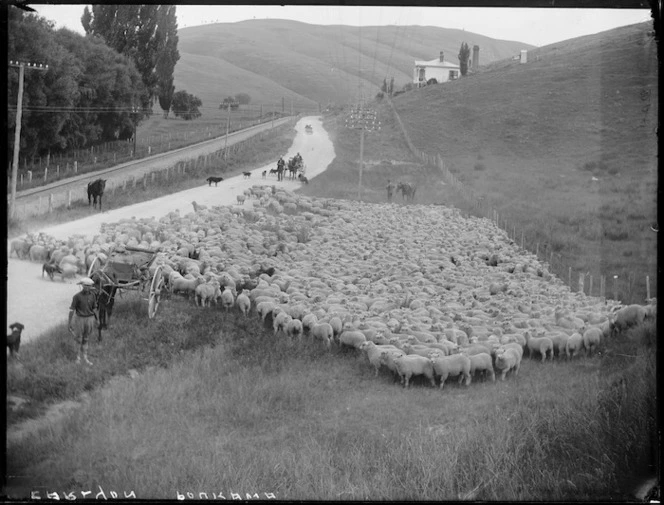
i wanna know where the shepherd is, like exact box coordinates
[87,179,107,211]
[68,277,98,365]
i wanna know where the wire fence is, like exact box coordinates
[384,96,653,306]
[12,118,297,221]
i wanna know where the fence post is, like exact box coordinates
[589,275,593,297]
[123,179,127,191]
[600,276,606,299]
[613,275,618,301]
[20,173,23,186]
[74,161,78,173]
[646,275,651,301]
[44,167,48,181]
[568,267,572,289]
[578,272,585,294]
[536,242,539,257]
[143,173,148,189]
[48,193,54,213]
[28,170,33,182]
[151,172,155,184]
[57,165,60,177]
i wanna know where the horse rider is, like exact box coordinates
[68,277,98,366]
[277,157,285,181]
[386,179,395,203]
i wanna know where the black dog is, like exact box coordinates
[243,171,252,179]
[42,262,62,281]
[7,322,24,359]
[207,176,224,186]
[298,174,309,184]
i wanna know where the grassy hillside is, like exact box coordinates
[175,19,533,108]
[349,21,657,304]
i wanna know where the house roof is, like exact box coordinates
[414,58,460,69]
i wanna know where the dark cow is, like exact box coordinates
[7,322,24,359]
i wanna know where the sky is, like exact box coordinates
[31,4,652,48]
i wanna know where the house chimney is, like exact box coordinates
[472,45,480,70]
[439,51,444,62]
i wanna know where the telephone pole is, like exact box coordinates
[224,102,231,158]
[345,104,380,201]
[9,60,48,219]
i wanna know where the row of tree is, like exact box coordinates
[7,5,193,163]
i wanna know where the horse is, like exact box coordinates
[87,179,107,210]
[206,176,223,186]
[90,271,117,338]
[396,182,416,203]
[287,158,301,180]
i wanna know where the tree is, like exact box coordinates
[82,5,180,111]
[458,42,471,76]
[171,90,202,120]
[155,6,180,118]
[234,93,251,105]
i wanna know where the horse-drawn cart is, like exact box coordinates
[88,245,165,325]
[305,124,313,134]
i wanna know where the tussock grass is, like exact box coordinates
[7,293,657,500]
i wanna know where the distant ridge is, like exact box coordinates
[174,19,533,107]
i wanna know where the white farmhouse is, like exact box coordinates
[413,51,460,87]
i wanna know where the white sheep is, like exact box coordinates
[328,316,343,340]
[494,347,522,381]
[393,354,436,388]
[524,331,554,362]
[359,341,390,376]
[171,276,205,298]
[543,331,570,360]
[286,318,304,340]
[610,304,647,335]
[565,332,584,359]
[273,311,292,337]
[219,287,235,312]
[429,352,472,390]
[582,327,603,356]
[311,323,333,349]
[195,282,221,307]
[235,291,251,317]
[467,352,495,382]
[338,330,367,349]
[301,313,318,335]
[256,301,276,322]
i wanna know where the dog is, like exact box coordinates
[243,171,251,179]
[262,170,267,179]
[42,262,62,281]
[7,322,24,359]
[298,174,309,184]
[206,176,224,186]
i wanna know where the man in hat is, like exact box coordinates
[386,179,395,203]
[68,277,98,365]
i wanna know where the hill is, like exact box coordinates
[312,21,657,303]
[175,19,533,109]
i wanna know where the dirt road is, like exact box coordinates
[6,116,335,344]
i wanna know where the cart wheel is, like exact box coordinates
[87,255,102,278]
[148,265,164,319]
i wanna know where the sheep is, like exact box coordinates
[582,327,603,356]
[195,282,221,307]
[236,291,251,317]
[10,239,29,259]
[311,322,334,349]
[328,316,343,340]
[545,331,570,359]
[402,343,439,358]
[359,341,388,376]
[393,354,436,388]
[237,195,246,205]
[429,352,472,390]
[494,347,522,381]
[273,311,292,337]
[286,318,304,340]
[300,313,317,335]
[191,201,207,212]
[53,263,79,282]
[565,332,584,359]
[220,287,235,312]
[256,301,277,322]
[171,276,205,298]
[467,352,495,382]
[610,304,647,336]
[29,244,51,263]
[338,330,366,349]
[524,331,554,362]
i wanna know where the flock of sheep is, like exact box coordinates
[11,185,656,389]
